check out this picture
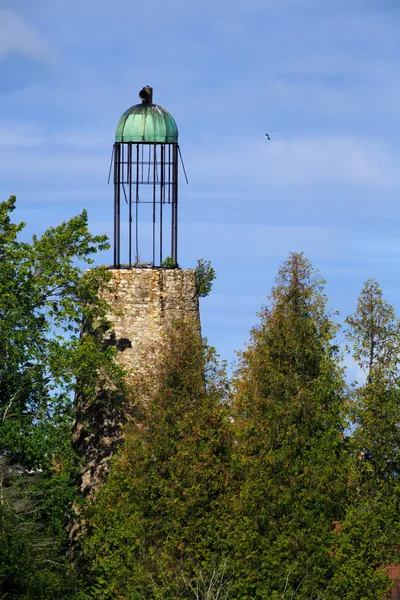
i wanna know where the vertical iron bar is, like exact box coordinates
[121,143,124,184]
[136,144,139,263]
[128,143,132,268]
[155,145,159,183]
[171,144,175,261]
[160,144,164,264]
[168,144,171,205]
[172,144,178,264]
[147,144,151,184]
[113,143,118,267]
[141,144,143,183]
[153,144,156,266]
[117,145,121,267]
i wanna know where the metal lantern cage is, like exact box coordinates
[110,86,187,269]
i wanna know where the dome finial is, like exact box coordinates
[115,90,178,143]
[139,85,153,104]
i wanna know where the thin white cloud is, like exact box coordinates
[0,150,106,178]
[51,132,111,149]
[179,222,351,261]
[271,137,396,188]
[85,219,351,266]
[186,135,399,190]
[0,123,43,147]
[0,9,51,65]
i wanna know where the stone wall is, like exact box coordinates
[103,267,200,377]
[72,267,200,499]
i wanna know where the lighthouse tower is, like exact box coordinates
[73,87,199,498]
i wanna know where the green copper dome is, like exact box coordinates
[115,102,178,144]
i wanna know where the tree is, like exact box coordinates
[0,462,81,600]
[230,252,349,599]
[82,322,232,599]
[345,279,400,382]
[326,280,400,599]
[0,196,122,598]
[0,195,121,468]
[195,259,216,298]
[345,280,400,483]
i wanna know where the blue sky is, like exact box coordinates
[1,0,400,376]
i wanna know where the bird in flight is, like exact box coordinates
[265,133,271,140]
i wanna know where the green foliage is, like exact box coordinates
[0,461,80,599]
[0,196,120,599]
[345,280,400,491]
[195,259,216,298]
[81,322,232,599]
[3,198,400,600]
[328,279,400,598]
[230,252,349,598]
[345,278,400,381]
[78,255,400,599]
[325,500,396,600]
[0,195,116,469]
[160,256,178,268]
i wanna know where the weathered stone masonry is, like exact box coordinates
[73,267,200,498]
[104,267,200,377]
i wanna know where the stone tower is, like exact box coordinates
[104,268,199,381]
[73,87,200,498]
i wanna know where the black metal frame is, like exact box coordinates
[113,142,179,268]
[113,142,180,268]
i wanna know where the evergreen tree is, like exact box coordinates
[326,280,400,599]
[230,252,349,599]
[346,279,400,485]
[0,464,80,600]
[82,323,232,599]
[346,278,400,382]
